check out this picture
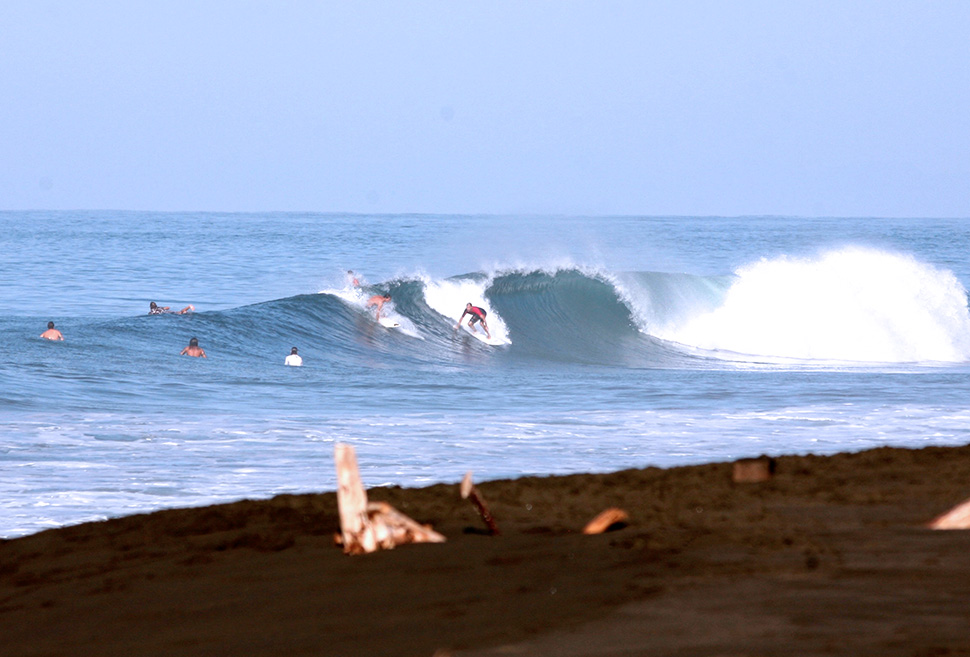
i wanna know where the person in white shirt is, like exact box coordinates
[284,347,303,367]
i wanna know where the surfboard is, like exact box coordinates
[460,323,510,346]
[378,317,401,329]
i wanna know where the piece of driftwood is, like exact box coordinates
[461,471,500,535]
[582,507,630,534]
[367,501,446,544]
[928,497,970,530]
[335,443,445,554]
[332,506,445,549]
[335,444,377,554]
[732,457,776,483]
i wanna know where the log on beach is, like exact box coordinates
[928,496,970,529]
[732,456,777,483]
[335,443,445,553]
[461,471,500,535]
[582,507,630,534]
[3,445,970,656]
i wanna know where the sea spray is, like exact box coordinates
[658,247,970,363]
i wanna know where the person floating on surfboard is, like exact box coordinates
[456,303,491,339]
[366,294,391,321]
[150,301,195,315]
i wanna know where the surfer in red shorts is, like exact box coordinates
[456,303,491,339]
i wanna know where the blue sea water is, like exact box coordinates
[3,211,970,538]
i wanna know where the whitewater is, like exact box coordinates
[3,212,970,538]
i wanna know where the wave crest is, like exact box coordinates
[221,252,970,367]
[655,247,970,363]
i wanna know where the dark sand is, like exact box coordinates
[4,445,970,656]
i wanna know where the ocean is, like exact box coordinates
[3,211,970,539]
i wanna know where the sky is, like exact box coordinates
[1,1,968,217]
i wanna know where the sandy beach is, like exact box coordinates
[4,444,970,656]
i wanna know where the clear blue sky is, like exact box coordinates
[2,1,968,216]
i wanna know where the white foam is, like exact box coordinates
[657,247,970,363]
[322,283,423,338]
[422,275,511,342]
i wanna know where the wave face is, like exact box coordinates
[110,248,967,370]
[247,246,970,368]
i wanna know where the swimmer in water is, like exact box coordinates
[180,337,207,358]
[284,346,303,366]
[40,321,64,340]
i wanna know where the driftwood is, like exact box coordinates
[335,443,445,554]
[461,471,500,535]
[335,444,376,554]
[928,497,970,530]
[582,507,630,535]
[367,501,446,545]
[732,457,776,484]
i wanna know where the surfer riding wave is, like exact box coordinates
[456,303,491,339]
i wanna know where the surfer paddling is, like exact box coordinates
[456,303,491,339]
[150,302,194,315]
[366,294,391,321]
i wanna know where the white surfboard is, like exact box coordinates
[378,317,401,329]
[460,323,510,346]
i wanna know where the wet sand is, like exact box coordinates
[3,444,970,656]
